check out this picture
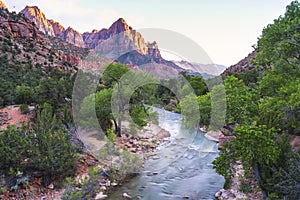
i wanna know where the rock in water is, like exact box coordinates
[122,192,132,199]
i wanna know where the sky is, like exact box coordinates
[4,0,293,66]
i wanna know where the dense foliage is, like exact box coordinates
[211,1,300,199]
[0,104,77,186]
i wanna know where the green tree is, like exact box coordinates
[15,85,34,104]
[197,93,211,127]
[224,76,258,125]
[180,94,200,130]
[102,63,130,136]
[0,103,77,185]
[79,88,113,131]
[213,125,280,190]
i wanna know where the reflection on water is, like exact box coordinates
[107,107,224,200]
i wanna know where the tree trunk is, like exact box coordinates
[253,162,267,199]
[116,81,122,137]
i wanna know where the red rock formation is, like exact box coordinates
[20,6,55,36]
[49,19,65,37]
[83,18,149,55]
[19,6,183,75]
[61,54,81,66]
[63,27,85,48]
[20,6,86,48]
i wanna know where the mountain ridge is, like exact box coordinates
[15,3,227,77]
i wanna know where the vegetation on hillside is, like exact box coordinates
[210,1,300,199]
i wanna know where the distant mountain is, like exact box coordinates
[173,60,227,76]
[221,51,256,76]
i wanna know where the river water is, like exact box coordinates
[107,107,224,200]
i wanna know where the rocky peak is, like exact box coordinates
[63,27,85,48]
[48,19,65,36]
[20,6,55,36]
[147,41,161,58]
[108,18,132,34]
[0,0,7,9]
[20,6,86,48]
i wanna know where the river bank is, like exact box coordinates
[74,122,172,200]
[201,127,263,200]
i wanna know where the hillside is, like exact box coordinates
[0,5,90,72]
[222,51,256,76]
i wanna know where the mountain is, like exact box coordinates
[20,6,86,48]
[221,51,256,76]
[19,5,225,78]
[0,5,89,72]
[173,60,227,76]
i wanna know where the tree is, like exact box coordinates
[102,63,130,136]
[210,84,226,130]
[79,88,113,131]
[213,125,280,192]
[29,103,77,183]
[197,93,211,127]
[180,94,200,130]
[258,79,300,134]
[15,85,34,104]
[0,103,77,186]
[224,76,258,125]
[255,1,300,82]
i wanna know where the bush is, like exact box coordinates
[20,104,29,114]
[62,167,101,200]
[0,103,77,184]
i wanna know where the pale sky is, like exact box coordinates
[4,0,293,66]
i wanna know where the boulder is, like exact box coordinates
[122,192,132,199]
[156,129,171,140]
[95,192,107,200]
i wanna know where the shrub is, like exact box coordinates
[0,103,77,185]
[20,104,29,114]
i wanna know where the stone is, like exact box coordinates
[111,182,118,187]
[95,192,107,200]
[100,186,106,191]
[47,183,54,190]
[122,192,132,199]
[105,180,111,187]
[156,129,171,140]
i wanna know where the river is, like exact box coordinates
[107,107,224,200]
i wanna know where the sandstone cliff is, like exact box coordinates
[20,6,85,48]
[0,0,7,9]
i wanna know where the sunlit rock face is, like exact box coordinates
[21,6,56,36]
[0,0,7,9]
[83,18,150,56]
[20,6,86,48]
